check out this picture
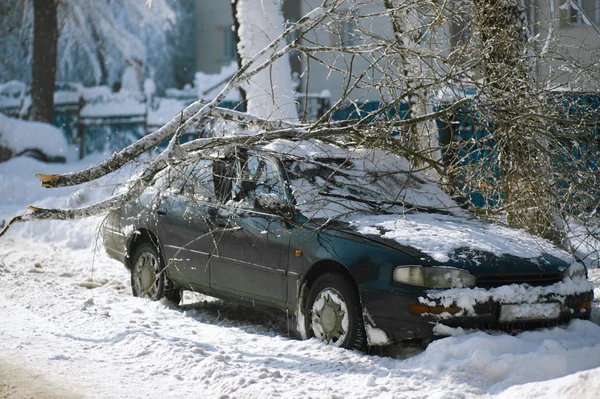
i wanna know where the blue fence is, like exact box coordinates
[434,92,600,209]
[331,101,410,124]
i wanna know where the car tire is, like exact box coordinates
[305,273,367,350]
[131,242,179,304]
[163,275,182,305]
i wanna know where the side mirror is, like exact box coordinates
[253,193,291,216]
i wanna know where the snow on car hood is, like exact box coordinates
[350,213,574,264]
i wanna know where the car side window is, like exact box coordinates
[181,160,215,202]
[234,155,286,211]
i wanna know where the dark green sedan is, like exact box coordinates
[103,142,594,349]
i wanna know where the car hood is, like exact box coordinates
[312,213,573,277]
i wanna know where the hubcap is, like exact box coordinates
[134,252,159,298]
[311,288,349,346]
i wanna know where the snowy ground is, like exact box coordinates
[2,155,600,398]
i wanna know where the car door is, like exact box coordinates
[157,160,214,290]
[209,154,292,307]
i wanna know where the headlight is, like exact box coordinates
[393,265,476,289]
[565,263,587,279]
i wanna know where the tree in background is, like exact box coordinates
[233,0,298,120]
[29,0,57,123]
[2,0,175,123]
[0,1,31,84]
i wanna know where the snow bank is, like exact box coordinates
[0,152,141,249]
[404,320,600,396]
[1,235,600,398]
[0,113,70,158]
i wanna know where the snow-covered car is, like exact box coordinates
[0,113,68,163]
[103,140,594,349]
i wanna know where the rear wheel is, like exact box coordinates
[305,273,366,350]
[131,243,180,304]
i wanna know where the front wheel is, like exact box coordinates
[305,273,366,350]
[131,243,180,304]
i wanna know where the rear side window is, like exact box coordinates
[212,159,236,203]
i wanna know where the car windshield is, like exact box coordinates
[269,141,459,220]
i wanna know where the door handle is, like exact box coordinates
[157,208,167,216]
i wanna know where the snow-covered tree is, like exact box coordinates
[233,0,298,120]
[3,0,175,122]
[0,0,32,84]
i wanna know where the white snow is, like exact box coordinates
[0,113,70,158]
[80,92,146,118]
[422,276,593,315]
[1,139,600,398]
[352,213,574,264]
[194,61,241,102]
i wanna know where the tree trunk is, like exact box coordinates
[383,0,429,165]
[230,0,247,106]
[472,0,564,244]
[233,0,298,120]
[29,0,57,124]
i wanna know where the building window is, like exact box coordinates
[218,26,237,61]
[566,0,600,25]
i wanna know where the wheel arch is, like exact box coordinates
[302,259,359,295]
[125,228,162,269]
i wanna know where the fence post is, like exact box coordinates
[77,122,85,160]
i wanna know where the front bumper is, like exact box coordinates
[360,287,593,343]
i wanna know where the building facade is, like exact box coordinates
[192,1,600,105]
